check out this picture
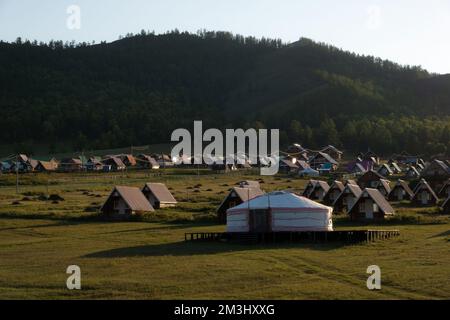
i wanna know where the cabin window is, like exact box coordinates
[373,204,379,212]
[113,199,119,210]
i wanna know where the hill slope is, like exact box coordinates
[1,31,450,155]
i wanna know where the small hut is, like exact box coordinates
[412,179,439,206]
[226,191,333,233]
[421,159,450,180]
[377,164,394,177]
[348,188,395,220]
[142,183,177,209]
[100,186,154,219]
[348,162,367,175]
[295,160,310,172]
[357,170,385,189]
[374,179,391,198]
[36,160,58,172]
[217,187,265,223]
[121,154,137,167]
[333,184,362,213]
[136,154,160,169]
[302,180,319,198]
[406,166,420,179]
[102,157,126,171]
[388,180,414,201]
[390,162,402,174]
[320,145,343,161]
[279,159,299,174]
[309,152,338,172]
[308,180,330,201]
[322,181,345,206]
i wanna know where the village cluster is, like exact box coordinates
[0,144,429,175]
[0,153,164,173]
[2,143,450,229]
[59,144,448,231]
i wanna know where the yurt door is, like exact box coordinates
[249,209,270,232]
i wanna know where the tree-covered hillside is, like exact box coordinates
[1,30,450,155]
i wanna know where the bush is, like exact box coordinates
[48,194,64,201]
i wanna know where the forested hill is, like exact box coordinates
[2,30,450,156]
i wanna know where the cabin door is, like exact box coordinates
[346,196,355,211]
[365,200,374,219]
[421,191,428,205]
[249,209,270,232]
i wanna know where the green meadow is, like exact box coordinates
[0,170,449,299]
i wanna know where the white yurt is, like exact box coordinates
[226,191,333,233]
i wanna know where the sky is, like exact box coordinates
[1,0,449,74]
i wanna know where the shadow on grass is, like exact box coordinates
[0,218,101,231]
[0,211,219,224]
[333,214,449,227]
[0,211,223,233]
[97,221,221,235]
[428,230,450,239]
[84,240,347,258]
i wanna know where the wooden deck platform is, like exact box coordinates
[184,230,400,244]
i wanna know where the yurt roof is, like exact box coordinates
[227,191,332,212]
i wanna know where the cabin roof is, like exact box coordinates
[378,179,392,194]
[330,180,345,192]
[413,180,439,201]
[280,159,299,168]
[103,186,154,212]
[345,184,363,198]
[38,160,57,171]
[393,179,414,198]
[313,152,338,165]
[353,188,395,215]
[314,180,330,193]
[320,145,343,155]
[378,164,393,175]
[143,183,177,203]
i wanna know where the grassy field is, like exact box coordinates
[0,169,449,299]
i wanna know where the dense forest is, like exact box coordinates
[1,30,450,156]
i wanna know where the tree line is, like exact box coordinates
[1,30,450,156]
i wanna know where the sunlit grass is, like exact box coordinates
[0,170,449,299]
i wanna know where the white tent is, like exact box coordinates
[298,167,320,177]
[227,191,333,233]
